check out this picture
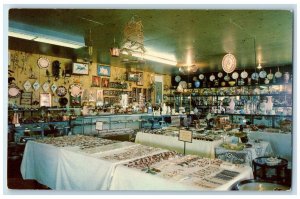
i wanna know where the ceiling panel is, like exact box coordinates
[8,9,293,75]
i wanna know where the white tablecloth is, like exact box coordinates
[21,140,253,191]
[21,141,134,190]
[248,131,292,162]
[135,132,223,158]
[110,163,253,191]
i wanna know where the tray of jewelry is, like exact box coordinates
[95,144,165,163]
[124,151,179,170]
[35,135,118,149]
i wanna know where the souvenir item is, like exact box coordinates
[222,53,236,73]
[32,81,40,91]
[267,69,274,80]
[23,80,31,91]
[209,74,215,81]
[37,57,50,68]
[232,72,239,80]
[259,70,267,78]
[275,67,282,78]
[51,83,57,93]
[194,81,200,88]
[224,75,230,81]
[59,97,68,106]
[179,81,187,89]
[42,82,50,92]
[8,84,21,98]
[241,70,248,79]
[175,75,181,82]
[56,86,67,97]
[264,78,270,84]
[283,72,290,83]
[218,72,223,78]
[199,74,204,80]
[251,72,259,81]
[266,96,273,113]
[193,76,198,81]
[69,84,82,97]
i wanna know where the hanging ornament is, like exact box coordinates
[23,80,32,91]
[32,81,40,91]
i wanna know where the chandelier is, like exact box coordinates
[120,15,145,56]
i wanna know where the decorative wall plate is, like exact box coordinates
[8,84,21,98]
[217,72,223,78]
[179,81,187,89]
[42,82,50,92]
[37,57,50,68]
[209,74,215,81]
[193,76,198,81]
[56,86,67,97]
[32,81,40,91]
[259,70,267,78]
[232,72,239,80]
[175,75,181,82]
[51,83,57,93]
[224,75,230,81]
[23,80,31,91]
[222,53,236,74]
[251,72,259,80]
[241,70,248,79]
[69,84,82,97]
[199,74,204,80]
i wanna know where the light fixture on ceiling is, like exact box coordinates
[110,37,120,57]
[179,53,198,74]
[9,21,85,49]
[222,53,237,73]
[257,63,262,70]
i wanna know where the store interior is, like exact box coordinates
[6,8,294,192]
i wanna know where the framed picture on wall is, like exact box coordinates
[92,76,101,87]
[97,65,111,77]
[137,72,144,86]
[40,93,51,107]
[72,62,89,75]
[102,78,110,88]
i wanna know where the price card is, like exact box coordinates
[96,121,103,131]
[178,130,193,143]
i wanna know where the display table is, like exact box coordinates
[21,138,135,190]
[21,136,253,191]
[110,156,253,191]
[135,132,223,158]
[248,131,292,163]
[215,141,273,166]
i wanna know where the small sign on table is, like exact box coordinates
[178,129,192,155]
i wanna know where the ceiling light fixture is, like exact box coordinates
[9,21,85,49]
[257,63,262,70]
